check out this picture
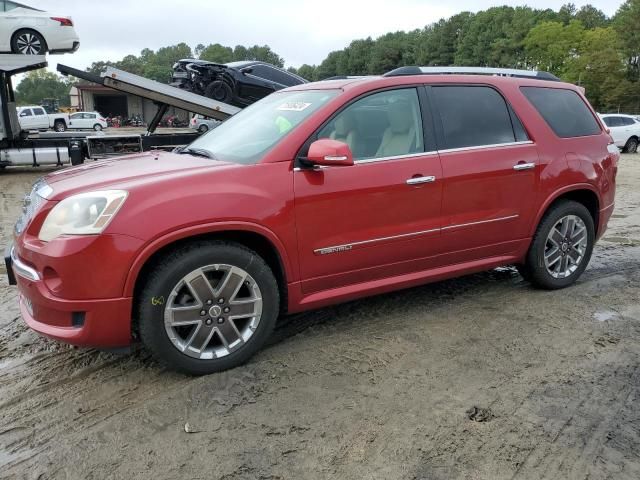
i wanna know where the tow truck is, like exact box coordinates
[0,54,240,169]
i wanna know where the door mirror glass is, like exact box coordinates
[307,138,354,167]
[240,67,253,75]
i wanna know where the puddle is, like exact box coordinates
[593,310,619,322]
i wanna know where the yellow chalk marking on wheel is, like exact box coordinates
[151,296,165,306]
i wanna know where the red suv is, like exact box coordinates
[6,67,619,375]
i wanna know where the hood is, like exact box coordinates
[44,151,234,200]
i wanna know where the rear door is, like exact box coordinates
[602,116,625,147]
[294,87,444,293]
[31,107,49,129]
[429,85,539,259]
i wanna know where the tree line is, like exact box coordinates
[16,0,640,113]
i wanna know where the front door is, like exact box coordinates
[294,87,443,294]
[429,85,538,259]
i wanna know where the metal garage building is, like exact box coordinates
[70,83,189,122]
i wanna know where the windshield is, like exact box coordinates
[186,89,339,164]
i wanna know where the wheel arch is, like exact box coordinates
[126,223,293,318]
[532,185,601,237]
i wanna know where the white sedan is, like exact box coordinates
[0,1,79,55]
[68,112,108,131]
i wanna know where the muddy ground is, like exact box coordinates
[1,155,639,480]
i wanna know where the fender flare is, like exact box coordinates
[123,221,294,297]
[530,183,601,237]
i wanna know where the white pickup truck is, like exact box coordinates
[16,105,69,132]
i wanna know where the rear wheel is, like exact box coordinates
[138,241,279,375]
[518,200,594,289]
[11,29,47,55]
[53,120,66,132]
[198,124,209,133]
[93,124,103,131]
[205,80,233,103]
[623,137,638,154]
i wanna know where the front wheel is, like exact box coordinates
[518,200,594,289]
[205,80,233,103]
[623,137,638,154]
[138,241,279,375]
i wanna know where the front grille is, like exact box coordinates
[15,179,49,235]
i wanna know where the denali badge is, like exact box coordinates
[315,245,353,255]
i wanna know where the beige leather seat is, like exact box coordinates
[375,102,417,158]
[329,113,359,154]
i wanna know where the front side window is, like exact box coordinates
[318,88,424,161]
[20,109,32,117]
[433,86,523,149]
[70,113,82,120]
[521,87,600,138]
[187,89,339,164]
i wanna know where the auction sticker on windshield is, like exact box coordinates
[276,102,311,112]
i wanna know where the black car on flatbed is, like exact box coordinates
[171,59,307,107]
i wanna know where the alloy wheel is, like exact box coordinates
[544,215,588,279]
[164,264,263,359]
[16,33,42,55]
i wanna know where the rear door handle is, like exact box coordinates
[406,175,436,185]
[513,162,535,171]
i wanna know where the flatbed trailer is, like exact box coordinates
[1,55,241,169]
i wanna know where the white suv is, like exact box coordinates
[599,114,640,153]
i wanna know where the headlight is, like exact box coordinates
[38,190,128,242]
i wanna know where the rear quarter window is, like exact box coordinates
[521,87,601,138]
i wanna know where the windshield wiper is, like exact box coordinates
[179,147,216,159]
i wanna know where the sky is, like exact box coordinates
[28,0,627,71]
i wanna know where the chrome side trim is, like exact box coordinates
[355,151,438,164]
[314,215,519,255]
[10,247,40,281]
[314,227,440,255]
[442,215,519,231]
[438,141,534,155]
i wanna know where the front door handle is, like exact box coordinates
[406,175,436,185]
[513,162,535,171]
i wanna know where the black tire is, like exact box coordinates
[11,29,47,55]
[205,80,233,103]
[623,137,638,154]
[198,124,209,133]
[93,124,103,131]
[53,120,66,132]
[519,200,595,290]
[138,241,279,375]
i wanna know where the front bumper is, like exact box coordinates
[6,234,142,347]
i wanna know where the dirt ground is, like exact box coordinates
[1,155,639,480]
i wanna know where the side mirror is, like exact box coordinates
[240,67,253,75]
[307,138,354,167]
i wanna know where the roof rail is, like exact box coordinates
[383,66,560,81]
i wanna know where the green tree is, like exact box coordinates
[564,27,631,110]
[575,5,608,28]
[199,43,234,63]
[15,70,72,107]
[524,20,585,75]
[614,0,640,77]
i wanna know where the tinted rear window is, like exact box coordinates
[521,87,600,138]
[433,86,525,149]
